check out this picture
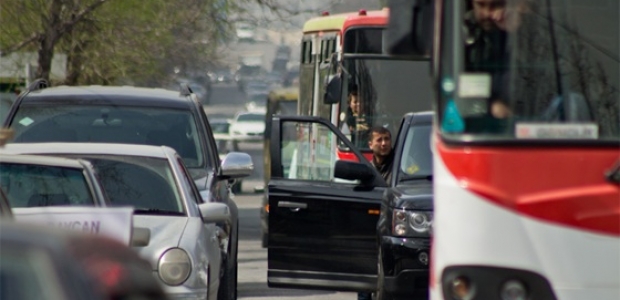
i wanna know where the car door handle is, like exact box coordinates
[277,201,307,211]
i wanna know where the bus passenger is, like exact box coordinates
[343,85,370,145]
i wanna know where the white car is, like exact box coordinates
[230,112,265,150]
[236,23,256,42]
[2,142,247,300]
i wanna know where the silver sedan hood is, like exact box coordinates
[133,215,189,270]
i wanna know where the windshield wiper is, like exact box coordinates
[134,208,185,216]
[399,175,433,182]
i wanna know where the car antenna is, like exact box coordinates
[180,82,193,97]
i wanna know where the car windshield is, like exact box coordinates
[211,122,230,134]
[338,58,433,150]
[237,113,264,122]
[80,155,185,215]
[0,163,94,208]
[441,0,619,142]
[9,104,205,168]
[398,124,433,182]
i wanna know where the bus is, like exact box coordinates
[298,8,433,162]
[387,0,619,299]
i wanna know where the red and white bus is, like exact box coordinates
[388,0,619,299]
[298,8,433,164]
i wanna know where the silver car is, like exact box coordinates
[3,142,251,300]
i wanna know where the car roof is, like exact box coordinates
[404,111,434,124]
[0,152,89,169]
[2,143,174,159]
[19,85,193,109]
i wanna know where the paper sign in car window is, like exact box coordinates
[516,123,599,139]
[458,73,491,98]
[12,206,134,245]
[19,117,34,126]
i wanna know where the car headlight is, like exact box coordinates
[158,248,191,286]
[392,210,432,236]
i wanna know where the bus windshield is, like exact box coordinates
[441,0,619,142]
[339,58,433,150]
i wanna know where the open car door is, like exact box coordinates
[267,115,386,292]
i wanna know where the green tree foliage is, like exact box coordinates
[0,0,313,85]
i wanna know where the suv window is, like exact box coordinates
[10,104,206,168]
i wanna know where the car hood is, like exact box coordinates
[389,181,433,210]
[133,215,189,270]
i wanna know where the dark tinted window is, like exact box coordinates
[0,163,94,208]
[236,113,264,122]
[10,104,205,167]
[85,156,184,215]
[344,28,384,54]
[398,124,433,182]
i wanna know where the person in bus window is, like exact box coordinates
[342,84,370,146]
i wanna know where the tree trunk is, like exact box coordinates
[36,0,63,82]
[37,36,55,82]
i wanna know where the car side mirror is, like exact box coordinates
[387,0,434,57]
[334,160,375,185]
[220,152,253,179]
[198,202,231,224]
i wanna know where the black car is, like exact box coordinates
[376,112,433,300]
[3,80,252,300]
[263,112,432,299]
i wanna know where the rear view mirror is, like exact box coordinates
[323,75,342,104]
[387,0,434,56]
[199,202,231,224]
[323,53,342,104]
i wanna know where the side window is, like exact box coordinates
[196,104,220,166]
[176,157,202,204]
[279,120,359,184]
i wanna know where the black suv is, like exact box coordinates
[262,112,433,299]
[3,81,252,300]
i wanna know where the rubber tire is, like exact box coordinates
[261,232,267,248]
[377,247,395,300]
[218,226,238,300]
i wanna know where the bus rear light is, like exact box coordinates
[359,9,367,16]
[450,275,474,300]
[500,280,528,300]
